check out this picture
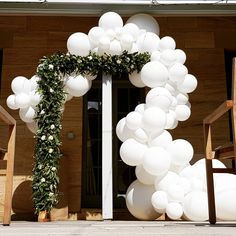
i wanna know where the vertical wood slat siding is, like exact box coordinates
[0,15,235,220]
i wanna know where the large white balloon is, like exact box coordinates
[15,93,30,109]
[141,61,169,88]
[169,63,188,83]
[6,94,18,110]
[142,107,166,133]
[123,23,140,41]
[67,32,91,56]
[160,49,177,67]
[167,139,194,165]
[129,72,146,88]
[116,118,133,142]
[135,165,157,185]
[98,36,111,50]
[167,184,185,203]
[166,202,183,220]
[178,74,198,93]
[11,76,31,94]
[65,75,91,97]
[98,12,123,30]
[148,130,173,148]
[136,32,160,53]
[19,106,36,123]
[183,191,209,221]
[159,36,176,51]
[135,103,146,114]
[120,138,147,166]
[126,111,142,130]
[126,14,160,35]
[126,180,160,220]
[151,191,168,213]
[143,147,171,176]
[88,26,105,47]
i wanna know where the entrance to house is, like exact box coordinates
[81,73,145,210]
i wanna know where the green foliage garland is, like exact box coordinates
[32,51,150,214]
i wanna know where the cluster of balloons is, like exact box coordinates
[6,11,236,221]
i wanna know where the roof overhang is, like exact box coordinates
[0,1,236,16]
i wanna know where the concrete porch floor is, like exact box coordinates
[0,221,236,236]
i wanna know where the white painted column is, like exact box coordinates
[102,74,113,220]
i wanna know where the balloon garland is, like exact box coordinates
[6,12,236,221]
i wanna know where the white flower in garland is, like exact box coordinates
[49,192,54,197]
[49,88,54,93]
[38,164,43,170]
[50,124,55,129]
[51,167,56,171]
[41,178,45,183]
[48,64,54,70]
[48,148,53,153]
[48,135,54,141]
[41,135,46,141]
[40,110,45,115]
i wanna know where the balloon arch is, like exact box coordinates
[6,12,236,221]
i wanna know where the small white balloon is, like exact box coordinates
[19,106,36,123]
[141,61,169,88]
[167,184,185,203]
[98,11,123,30]
[130,42,139,53]
[136,32,160,53]
[126,111,142,130]
[120,33,134,52]
[135,103,146,114]
[6,94,18,110]
[175,49,187,64]
[120,138,148,166]
[151,51,161,61]
[165,110,177,129]
[109,39,122,55]
[126,14,160,35]
[15,93,30,109]
[155,171,180,191]
[159,36,176,51]
[67,32,91,56]
[135,165,157,185]
[116,118,133,142]
[30,90,41,107]
[88,26,105,47]
[167,139,194,165]
[166,202,183,220]
[30,75,40,91]
[175,104,191,121]
[169,63,188,83]
[129,72,146,88]
[148,130,173,148]
[99,36,111,50]
[126,180,160,220]
[123,23,140,41]
[143,147,171,176]
[26,121,38,133]
[160,49,177,67]
[151,191,168,213]
[178,74,198,93]
[142,107,166,133]
[11,76,31,94]
[105,29,116,40]
[133,128,148,143]
[176,92,189,105]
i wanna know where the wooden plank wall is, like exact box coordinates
[0,15,235,220]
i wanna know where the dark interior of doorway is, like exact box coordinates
[82,73,145,211]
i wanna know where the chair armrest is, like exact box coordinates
[203,100,233,124]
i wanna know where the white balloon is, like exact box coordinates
[135,165,157,185]
[116,118,133,142]
[178,74,198,93]
[160,49,177,67]
[151,191,168,213]
[114,27,124,40]
[165,81,177,95]
[143,147,171,176]
[169,63,188,83]
[176,92,189,105]
[123,23,140,41]
[120,138,147,166]
[148,130,173,148]
[146,87,172,111]
[167,139,194,165]
[129,72,146,88]
[6,94,18,110]
[216,189,236,220]
[126,111,142,130]
[151,51,161,61]
[19,106,35,123]
[26,121,38,133]
[183,191,209,221]
[120,33,134,52]
[126,14,160,35]
[159,36,176,51]
[175,104,191,121]
[175,49,186,64]
[88,26,105,47]
[130,42,139,53]
[142,107,166,133]
[30,90,41,107]
[105,29,116,40]
[15,93,30,109]
[136,32,160,53]
[109,39,122,55]
[99,36,111,50]
[167,184,185,203]
[178,176,191,195]
[165,110,177,129]
[155,171,180,191]
[67,32,91,56]
[166,202,183,220]
[11,76,31,94]
[126,180,160,220]
[141,61,169,88]
[98,12,123,30]
[85,74,97,81]
[214,173,236,193]
[66,75,91,97]
[133,128,148,143]
[135,103,146,114]
[30,75,40,91]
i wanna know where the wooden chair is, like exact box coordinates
[203,58,236,224]
[0,105,16,226]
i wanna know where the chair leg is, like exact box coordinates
[206,159,216,224]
